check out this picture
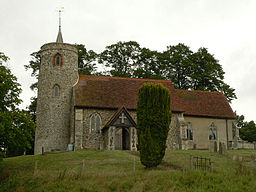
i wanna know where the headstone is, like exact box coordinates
[222,143,226,155]
[239,156,243,162]
[68,144,74,151]
[219,142,222,154]
[214,141,217,152]
[232,155,237,161]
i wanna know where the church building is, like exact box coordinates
[34,28,238,155]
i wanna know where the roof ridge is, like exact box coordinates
[79,74,172,83]
[176,89,221,94]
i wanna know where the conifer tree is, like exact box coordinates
[137,83,171,168]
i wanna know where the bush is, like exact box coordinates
[137,83,171,168]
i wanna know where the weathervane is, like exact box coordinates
[56,6,64,43]
[57,7,64,31]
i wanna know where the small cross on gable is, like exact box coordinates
[119,113,127,124]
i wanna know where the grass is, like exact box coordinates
[0,149,256,192]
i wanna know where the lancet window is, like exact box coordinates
[53,84,60,97]
[209,122,217,140]
[53,53,62,67]
[90,113,101,133]
[187,122,193,140]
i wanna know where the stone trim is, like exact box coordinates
[108,126,115,150]
[130,127,137,151]
[52,53,63,67]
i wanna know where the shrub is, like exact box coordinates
[137,83,171,168]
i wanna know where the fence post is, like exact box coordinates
[210,156,214,172]
[251,152,255,168]
[133,156,135,171]
[190,155,194,170]
[82,159,85,173]
[34,160,38,176]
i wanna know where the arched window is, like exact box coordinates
[90,113,101,133]
[53,53,62,67]
[187,122,193,140]
[53,84,60,97]
[55,55,60,66]
[209,122,217,140]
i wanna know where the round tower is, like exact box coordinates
[34,35,78,154]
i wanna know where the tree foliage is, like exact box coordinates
[137,83,171,168]
[237,115,256,142]
[162,44,236,102]
[24,51,40,91]
[133,48,166,79]
[76,44,98,75]
[163,43,193,89]
[99,41,141,77]
[0,52,35,157]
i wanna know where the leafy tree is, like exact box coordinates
[24,51,40,91]
[237,115,256,142]
[137,83,171,168]
[163,43,193,89]
[75,44,98,75]
[133,48,166,79]
[0,54,22,111]
[0,52,35,157]
[163,45,236,102]
[99,41,141,77]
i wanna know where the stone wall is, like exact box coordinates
[166,113,181,149]
[236,140,256,149]
[35,42,78,154]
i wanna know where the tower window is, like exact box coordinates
[53,53,62,67]
[53,85,60,97]
[55,55,60,66]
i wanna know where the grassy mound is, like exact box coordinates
[1,150,256,192]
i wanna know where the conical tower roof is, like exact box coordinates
[56,26,63,43]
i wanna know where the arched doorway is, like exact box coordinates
[122,128,130,150]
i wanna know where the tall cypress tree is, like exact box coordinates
[137,83,171,168]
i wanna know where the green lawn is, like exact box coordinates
[1,149,256,192]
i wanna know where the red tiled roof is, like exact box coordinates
[74,75,236,119]
[176,89,236,119]
[74,75,183,112]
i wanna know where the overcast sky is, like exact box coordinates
[1,0,255,122]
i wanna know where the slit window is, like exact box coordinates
[54,85,60,97]
[53,53,62,67]
[55,55,60,66]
